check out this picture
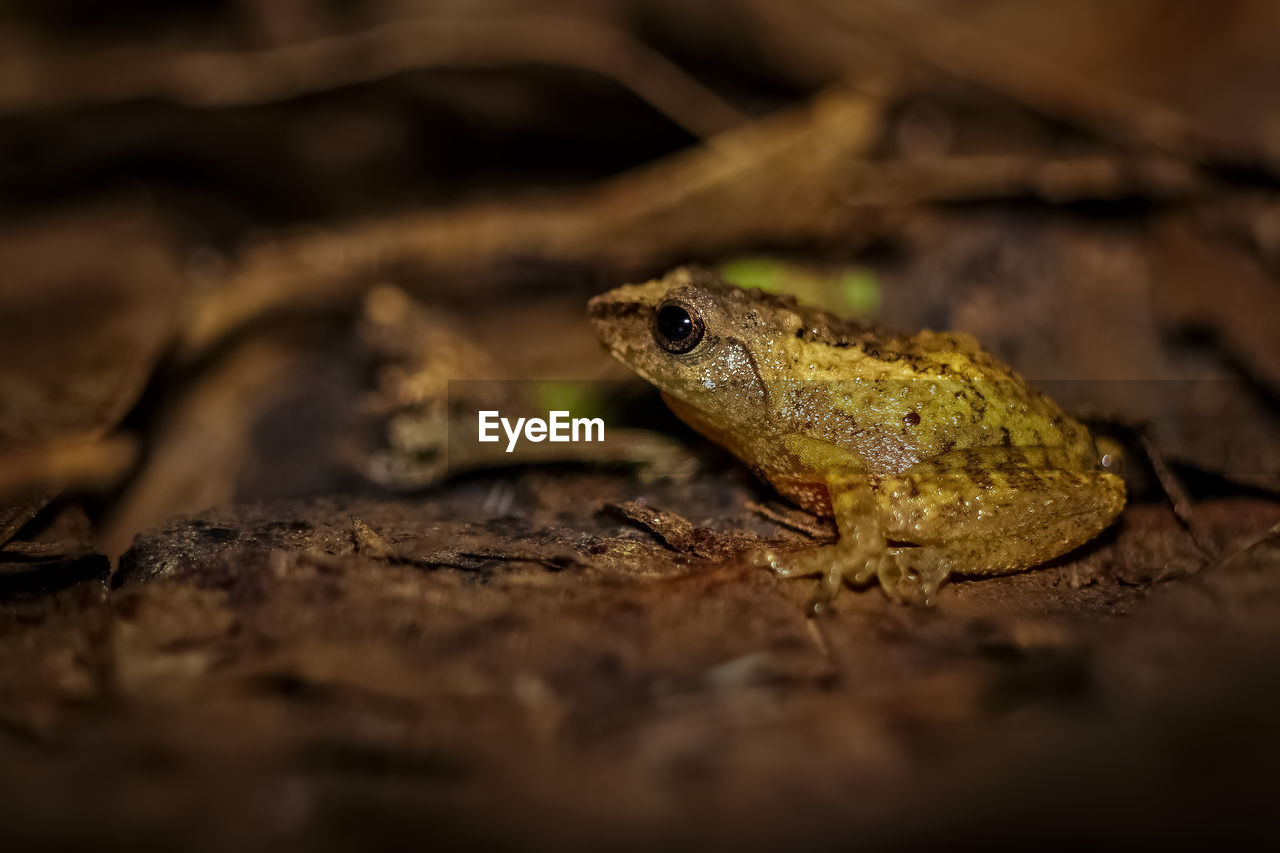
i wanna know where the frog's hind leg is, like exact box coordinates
[876,451,1126,603]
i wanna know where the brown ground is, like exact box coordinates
[3,475,1279,849]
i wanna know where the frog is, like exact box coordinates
[588,266,1125,606]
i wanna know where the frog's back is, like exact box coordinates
[588,267,1100,483]
[771,310,1097,474]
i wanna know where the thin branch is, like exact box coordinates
[798,0,1264,170]
[176,87,1207,364]
[176,89,885,360]
[0,15,749,140]
[0,435,139,504]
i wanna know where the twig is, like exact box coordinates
[605,500,759,559]
[0,435,139,503]
[175,88,883,360]
[745,500,835,540]
[1138,427,1214,562]
[176,89,1211,365]
[798,0,1260,169]
[0,15,749,140]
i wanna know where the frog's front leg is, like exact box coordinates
[756,478,889,610]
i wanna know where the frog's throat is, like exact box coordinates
[661,391,833,517]
[660,391,748,453]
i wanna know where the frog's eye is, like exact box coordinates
[653,300,705,354]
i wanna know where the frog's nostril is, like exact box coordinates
[588,294,648,328]
[587,295,621,329]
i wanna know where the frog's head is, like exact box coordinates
[589,267,804,426]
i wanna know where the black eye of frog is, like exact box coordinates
[653,301,705,354]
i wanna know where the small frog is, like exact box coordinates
[588,267,1125,606]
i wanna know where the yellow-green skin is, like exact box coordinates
[588,267,1125,605]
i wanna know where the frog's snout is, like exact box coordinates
[586,292,618,330]
[586,292,625,346]
[587,288,648,321]
[587,284,661,351]
[586,292,607,320]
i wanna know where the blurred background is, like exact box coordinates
[3,0,1280,552]
[2,1,1280,850]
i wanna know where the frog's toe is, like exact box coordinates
[803,559,847,612]
[876,556,947,607]
[876,560,920,605]
[805,585,839,617]
[749,546,824,579]
[745,546,775,570]
[848,557,881,586]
